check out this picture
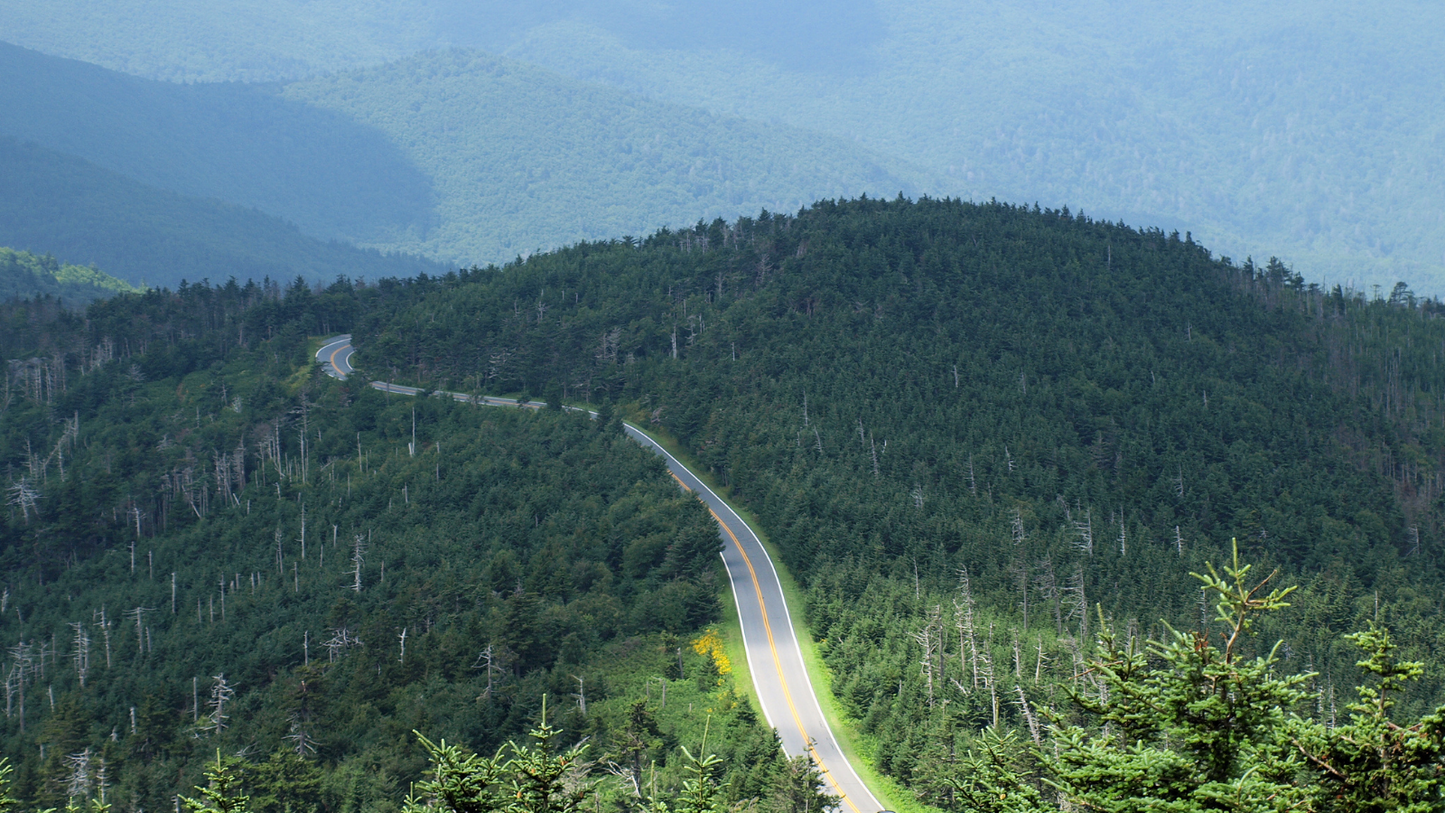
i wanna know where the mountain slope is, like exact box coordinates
[359,196,1445,792]
[0,247,139,304]
[0,42,434,245]
[503,2,1445,290]
[281,49,927,265]
[0,41,928,269]
[10,0,1440,290]
[0,137,444,288]
[0,283,808,812]
[5,196,1445,807]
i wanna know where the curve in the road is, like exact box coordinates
[314,337,884,813]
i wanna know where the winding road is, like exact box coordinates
[315,335,884,813]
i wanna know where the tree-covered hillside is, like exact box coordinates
[505,0,1445,291]
[357,196,1445,800]
[282,50,924,265]
[0,41,433,247]
[0,280,828,813]
[0,138,444,289]
[4,0,1441,291]
[7,198,1445,809]
[0,248,138,305]
[0,42,925,272]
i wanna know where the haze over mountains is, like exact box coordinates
[2,0,1440,292]
[0,41,920,287]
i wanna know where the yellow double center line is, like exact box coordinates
[666,471,861,813]
[328,343,348,375]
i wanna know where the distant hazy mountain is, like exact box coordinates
[0,43,923,269]
[500,2,1445,292]
[281,50,926,264]
[0,42,434,246]
[5,0,1438,291]
[0,138,444,289]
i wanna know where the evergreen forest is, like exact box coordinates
[4,198,1445,809]
[0,278,824,813]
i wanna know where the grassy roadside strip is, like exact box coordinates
[621,420,930,813]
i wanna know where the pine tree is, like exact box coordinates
[948,728,1043,813]
[1046,541,1312,812]
[1290,623,1445,812]
[180,752,249,813]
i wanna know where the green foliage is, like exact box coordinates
[0,760,17,813]
[403,707,779,813]
[406,700,596,813]
[1291,623,1445,812]
[248,751,323,813]
[947,729,1042,813]
[10,197,1445,811]
[0,275,798,813]
[0,247,137,305]
[404,736,507,813]
[505,700,590,813]
[673,744,723,813]
[359,196,1445,801]
[180,752,250,813]
[1047,541,1312,811]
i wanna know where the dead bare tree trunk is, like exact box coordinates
[351,534,365,592]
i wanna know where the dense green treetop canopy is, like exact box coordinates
[360,196,1445,793]
[5,197,1445,809]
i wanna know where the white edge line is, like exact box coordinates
[622,426,780,735]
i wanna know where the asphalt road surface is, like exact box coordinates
[314,337,884,813]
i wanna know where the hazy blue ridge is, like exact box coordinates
[0,41,435,245]
[0,40,933,270]
[0,137,446,289]
[281,49,934,266]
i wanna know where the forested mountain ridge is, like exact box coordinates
[355,196,1445,800]
[0,41,435,246]
[0,280,826,813]
[0,137,446,289]
[281,49,924,265]
[0,41,925,277]
[6,198,1445,809]
[506,1,1445,291]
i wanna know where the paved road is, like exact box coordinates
[314,337,884,813]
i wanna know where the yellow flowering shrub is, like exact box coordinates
[691,628,731,676]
